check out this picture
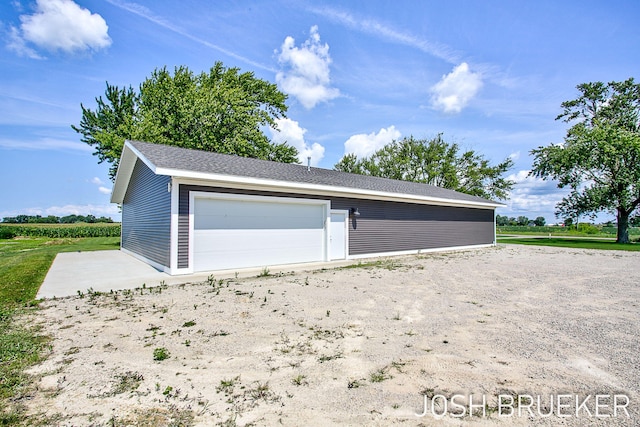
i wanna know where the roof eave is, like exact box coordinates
[159,167,504,209]
[110,140,158,204]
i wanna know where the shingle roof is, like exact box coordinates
[124,140,501,207]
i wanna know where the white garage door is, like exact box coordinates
[193,195,327,271]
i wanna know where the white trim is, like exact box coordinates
[348,243,495,260]
[169,177,179,273]
[121,247,171,274]
[111,141,160,204]
[165,172,503,210]
[188,191,331,273]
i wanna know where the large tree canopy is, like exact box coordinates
[530,78,640,243]
[73,62,298,180]
[334,135,514,200]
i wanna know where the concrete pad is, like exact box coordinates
[38,250,172,299]
[38,250,360,299]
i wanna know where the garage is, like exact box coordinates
[191,192,329,271]
[113,141,500,275]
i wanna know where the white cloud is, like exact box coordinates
[0,137,91,152]
[276,25,340,109]
[89,177,111,194]
[6,26,43,59]
[501,169,567,218]
[105,0,273,72]
[0,204,120,219]
[8,0,111,56]
[344,125,401,159]
[309,7,460,64]
[430,63,483,114]
[269,118,324,166]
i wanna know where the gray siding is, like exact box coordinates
[178,184,494,268]
[329,199,494,255]
[122,159,171,268]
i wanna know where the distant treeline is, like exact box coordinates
[1,214,114,224]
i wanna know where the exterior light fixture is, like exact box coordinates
[350,207,360,217]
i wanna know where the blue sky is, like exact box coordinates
[1,0,638,223]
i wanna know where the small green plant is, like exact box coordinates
[182,320,196,328]
[111,371,144,395]
[347,378,364,389]
[153,347,170,361]
[326,310,330,317]
[390,360,407,373]
[318,352,343,363]
[216,376,240,395]
[292,374,307,386]
[369,367,392,383]
[392,312,401,321]
[258,267,270,277]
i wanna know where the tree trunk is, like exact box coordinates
[617,208,630,244]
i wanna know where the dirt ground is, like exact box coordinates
[25,245,639,426]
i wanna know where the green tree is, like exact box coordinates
[533,216,546,226]
[531,78,640,243]
[334,135,514,200]
[496,214,509,226]
[73,62,298,180]
[72,84,138,180]
[516,216,529,226]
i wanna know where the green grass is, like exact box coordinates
[498,237,640,251]
[0,236,120,424]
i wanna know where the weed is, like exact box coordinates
[347,378,364,389]
[111,371,144,395]
[420,387,436,398]
[390,360,407,373]
[182,320,196,328]
[392,312,401,321]
[184,340,191,347]
[153,347,170,361]
[369,367,392,383]
[292,374,307,386]
[216,376,240,395]
[258,267,270,277]
[326,310,330,317]
[318,352,343,363]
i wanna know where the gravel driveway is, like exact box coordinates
[26,245,639,426]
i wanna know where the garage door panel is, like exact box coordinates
[193,196,327,271]
[195,199,323,230]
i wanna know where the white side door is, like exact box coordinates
[329,210,348,260]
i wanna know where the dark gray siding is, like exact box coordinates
[122,159,171,268]
[178,185,494,268]
[329,198,494,255]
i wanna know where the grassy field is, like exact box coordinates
[496,225,640,238]
[0,222,120,239]
[498,237,640,251]
[0,236,120,424]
